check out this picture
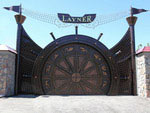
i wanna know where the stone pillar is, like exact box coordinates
[0,45,16,97]
[136,49,150,97]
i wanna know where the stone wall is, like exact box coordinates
[136,52,150,97]
[0,51,16,97]
[145,53,150,97]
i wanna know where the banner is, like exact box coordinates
[58,13,96,23]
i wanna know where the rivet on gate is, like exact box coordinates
[114,76,117,79]
[35,76,37,79]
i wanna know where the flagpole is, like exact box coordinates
[20,4,22,16]
[14,5,26,94]
[126,7,137,95]
[130,6,133,16]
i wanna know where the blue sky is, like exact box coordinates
[0,0,150,50]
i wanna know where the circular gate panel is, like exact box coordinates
[42,44,111,95]
[32,35,119,95]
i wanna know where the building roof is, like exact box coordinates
[0,44,17,54]
[136,46,150,54]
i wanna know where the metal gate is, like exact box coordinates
[17,25,134,95]
[17,25,42,94]
[110,28,133,95]
[32,35,119,95]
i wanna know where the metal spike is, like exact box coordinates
[50,32,56,40]
[97,33,103,41]
[75,26,78,35]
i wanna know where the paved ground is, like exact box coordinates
[0,95,150,113]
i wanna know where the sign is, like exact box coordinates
[58,13,96,23]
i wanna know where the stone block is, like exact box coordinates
[136,51,150,98]
[147,90,150,97]
[0,48,16,96]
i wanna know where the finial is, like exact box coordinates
[126,16,137,26]
[14,14,26,24]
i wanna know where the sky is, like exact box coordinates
[0,0,150,50]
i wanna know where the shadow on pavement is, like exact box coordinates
[2,95,39,98]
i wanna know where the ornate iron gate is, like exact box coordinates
[32,35,119,95]
[18,25,42,94]
[17,25,134,95]
[110,28,133,95]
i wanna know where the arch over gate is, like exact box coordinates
[32,35,119,95]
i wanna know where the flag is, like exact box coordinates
[4,6,20,13]
[131,7,148,15]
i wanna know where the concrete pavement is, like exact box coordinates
[0,95,150,113]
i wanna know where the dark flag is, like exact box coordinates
[131,7,148,15]
[4,6,20,13]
